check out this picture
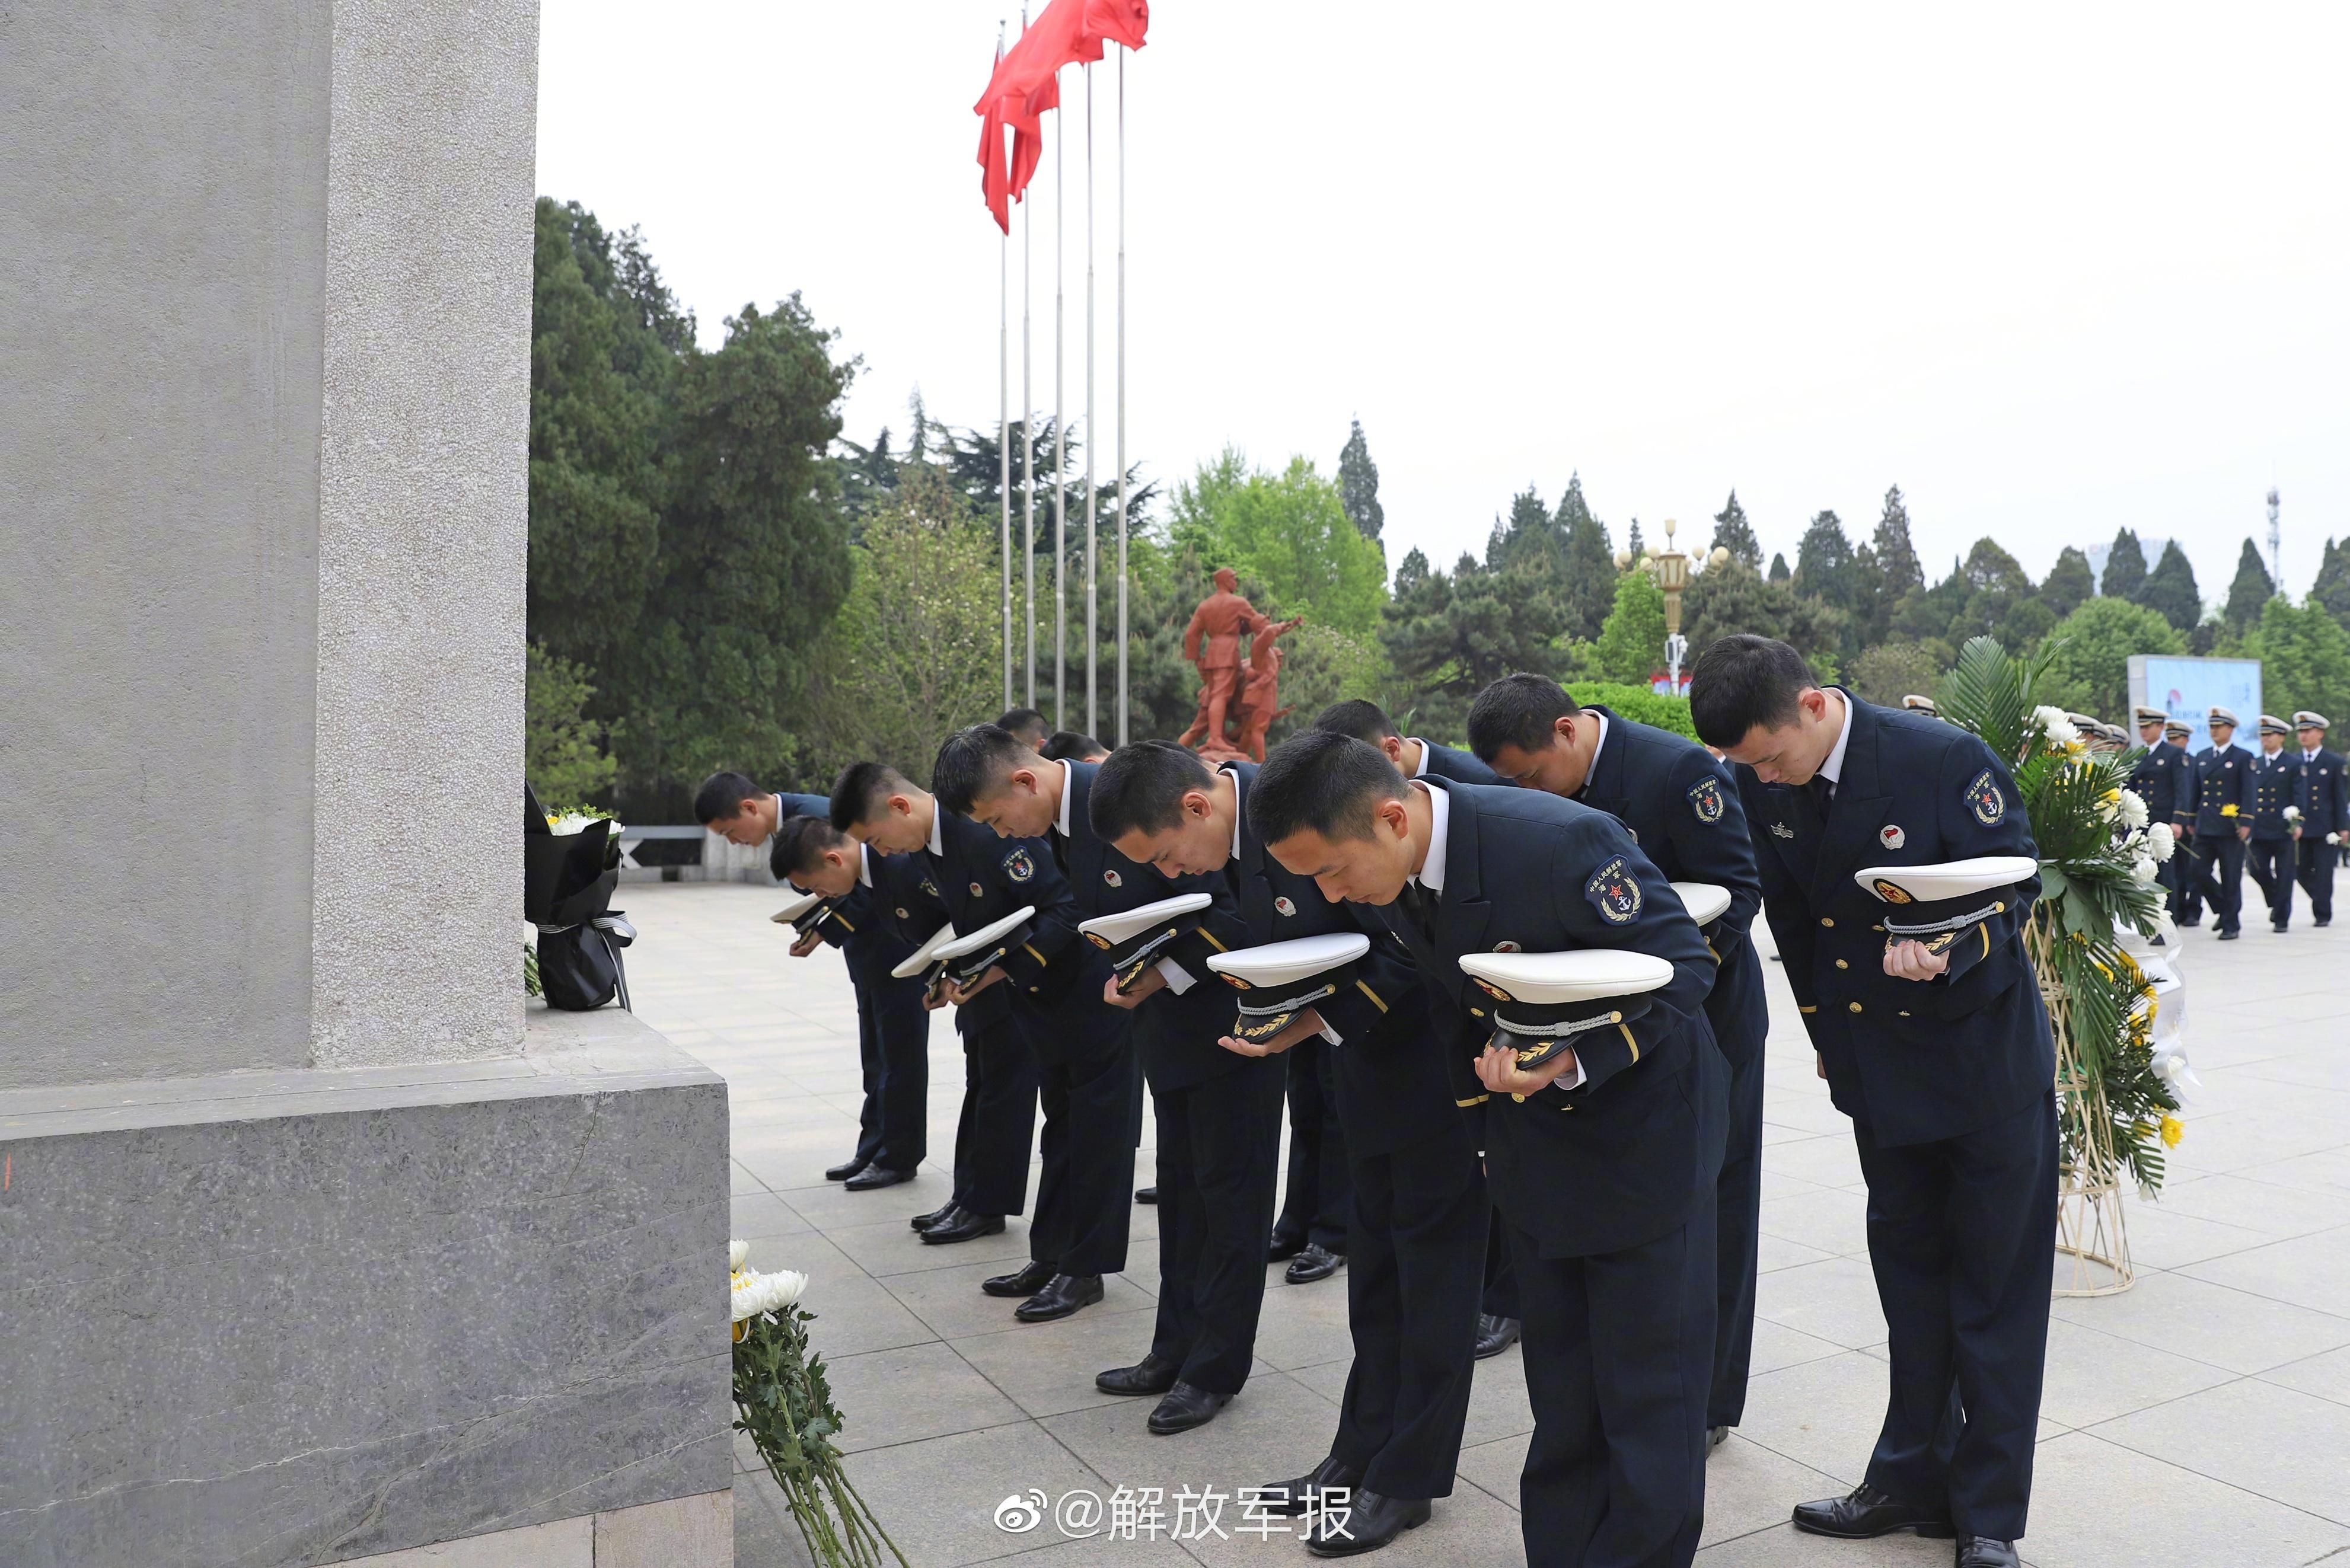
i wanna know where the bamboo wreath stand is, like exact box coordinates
[2029,917,2135,1296]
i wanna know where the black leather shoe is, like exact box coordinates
[843,1165,913,1192]
[1708,1425,1731,1451]
[1267,1230,1306,1262]
[2275,923,2291,933]
[1015,1273,1104,1323]
[910,1201,959,1232]
[1472,1314,1520,1359]
[2180,916,2202,928]
[1956,1537,2021,1568]
[2316,918,2332,928]
[981,1259,1056,1298]
[1257,1454,1362,1518]
[1095,1352,1181,1396]
[2218,928,2241,940]
[1136,1185,1159,1204]
[825,1157,870,1182]
[1791,1484,1954,1540]
[1305,1489,1431,1556]
[1146,1381,1230,1435]
[1286,1243,1345,1284]
[921,1210,1006,1245]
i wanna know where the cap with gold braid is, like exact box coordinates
[770,890,836,939]
[1077,892,1215,995]
[1901,694,1939,717]
[888,919,959,982]
[930,906,1040,994]
[2164,718,2190,739]
[2259,714,2290,737]
[1456,949,1674,1074]
[2294,710,2330,732]
[2208,705,2240,730]
[1206,933,1371,1046]
[2133,705,2169,727]
[1854,856,2036,954]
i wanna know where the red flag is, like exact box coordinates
[972,0,1149,222]
[1083,0,1149,51]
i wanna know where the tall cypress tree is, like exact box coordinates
[1768,552,1791,583]
[1555,474,1617,643]
[1796,510,1858,612]
[2311,537,2350,625]
[2101,528,2148,601]
[2222,538,2275,631]
[1710,490,1762,568]
[1337,418,1385,548]
[1864,485,1924,640]
[2042,547,2094,619]
[2141,540,2204,633]
[1625,519,1646,560]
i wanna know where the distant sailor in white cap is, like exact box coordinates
[2186,707,2252,939]
[1901,694,1939,717]
[2124,708,2185,938]
[2292,711,2348,921]
[2247,717,2301,931]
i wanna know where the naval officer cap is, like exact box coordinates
[2163,718,2191,739]
[1901,695,1939,716]
[1207,933,1371,1046]
[932,905,1041,988]
[889,919,961,981]
[2295,711,2331,731]
[1855,855,2036,953]
[1670,881,1733,930]
[2208,705,2240,729]
[1078,892,1214,995]
[771,889,836,938]
[2133,705,2170,726]
[2259,714,2291,737]
[1456,949,1674,1073]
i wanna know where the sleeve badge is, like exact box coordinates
[1687,777,1726,823]
[1965,768,2006,826]
[1584,857,1643,925]
[1003,848,1036,883]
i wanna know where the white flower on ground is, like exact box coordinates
[2148,822,2176,863]
[729,1239,749,1272]
[766,1270,809,1312]
[2131,857,2158,884]
[2118,790,2150,830]
[731,1267,811,1321]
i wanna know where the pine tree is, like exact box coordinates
[1554,474,1617,644]
[2311,537,2350,625]
[1795,510,1858,611]
[1869,487,1924,599]
[2042,547,2094,619]
[1710,490,1762,569]
[1768,553,1791,583]
[1625,519,1646,560]
[2223,538,2275,631]
[1337,418,1385,546]
[2141,540,2204,633]
[2102,528,2148,601]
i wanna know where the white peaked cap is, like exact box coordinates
[889,921,961,979]
[2208,705,2240,727]
[1208,933,1369,989]
[771,892,824,924]
[1669,882,1732,927]
[1855,856,2036,906]
[935,906,1039,962]
[1457,949,1672,1005]
[1078,893,1214,946]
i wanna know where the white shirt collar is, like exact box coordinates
[770,794,786,838]
[1054,758,1075,838]
[1410,780,1450,896]
[1580,711,1611,792]
[1222,767,1245,863]
[1818,690,1856,789]
[1405,737,1431,778]
[925,801,943,856]
[857,841,873,888]
[2307,748,2323,762]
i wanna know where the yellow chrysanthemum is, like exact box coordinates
[2161,1114,2184,1148]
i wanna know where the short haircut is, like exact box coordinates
[1689,635,1814,747]
[994,707,1051,746]
[772,813,850,881]
[1312,698,1400,745]
[1467,673,1580,762]
[932,724,1034,814]
[693,770,762,825]
[1040,730,1108,762]
[1249,731,1405,846]
[1090,739,1215,840]
[829,760,916,831]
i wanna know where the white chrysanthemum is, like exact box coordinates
[731,1275,766,1323]
[2284,805,2303,823]
[2131,857,2158,884]
[2032,706,2080,748]
[731,1267,811,1321]
[547,811,624,838]
[766,1270,809,1312]
[2118,790,2149,829]
[2148,822,2176,863]
[729,1239,749,1272]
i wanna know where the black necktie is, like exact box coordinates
[1399,881,1439,949]
[1807,774,1835,824]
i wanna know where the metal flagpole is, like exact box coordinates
[1020,8,1035,708]
[1083,63,1098,736]
[1115,47,1129,745]
[998,25,1012,711]
[1053,72,1066,729]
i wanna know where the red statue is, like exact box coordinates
[1176,569,1266,750]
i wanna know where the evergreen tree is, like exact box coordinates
[1794,510,1858,612]
[2101,527,2148,601]
[1595,569,1667,684]
[1864,486,1925,640]
[1337,418,1385,547]
[2042,547,2094,619]
[1554,474,1617,643]
[1953,538,2049,650]
[2141,540,2204,633]
[2035,598,2186,720]
[1625,518,1646,560]
[1490,486,1560,574]
[2223,538,2275,631]
[1380,548,1565,735]
[1710,490,1762,569]
[2311,537,2350,625]
[1768,552,1791,583]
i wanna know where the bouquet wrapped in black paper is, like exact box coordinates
[525,784,634,1010]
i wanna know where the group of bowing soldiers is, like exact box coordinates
[697,633,2062,1568]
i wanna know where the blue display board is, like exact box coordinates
[2129,656,2263,755]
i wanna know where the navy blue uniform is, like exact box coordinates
[2295,745,2349,922]
[1414,738,1500,785]
[807,845,939,1174]
[1371,780,1723,1568]
[1733,692,2055,1544]
[2126,744,2188,920]
[2187,745,2253,934]
[2247,749,2301,928]
[1225,762,1486,1500]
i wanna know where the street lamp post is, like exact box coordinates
[1649,517,1727,695]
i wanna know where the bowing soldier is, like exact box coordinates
[2125,708,2184,935]
[2293,713,2348,925]
[1092,739,1487,1551]
[767,817,939,1190]
[2247,716,2302,931]
[1689,635,2053,1568]
[994,707,1052,749]
[1313,698,1504,787]
[1248,730,1724,1568]
[2188,707,2254,940]
[1467,671,1768,1450]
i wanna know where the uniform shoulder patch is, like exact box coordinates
[1003,847,1036,883]
[1964,768,2006,826]
[1687,775,1726,824]
[1584,857,1643,925]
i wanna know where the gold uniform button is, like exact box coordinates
[1469,1007,1485,1017]
[1835,959,1849,970]
[1848,1001,1863,1014]
[1820,917,1835,928]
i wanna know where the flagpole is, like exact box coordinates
[1115,46,1129,746]
[998,25,1012,711]
[1053,69,1066,730]
[1019,9,1034,708]
[1083,62,1098,737]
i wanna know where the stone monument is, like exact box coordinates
[1,4,732,1565]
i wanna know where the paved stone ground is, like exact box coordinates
[621,881,2350,1567]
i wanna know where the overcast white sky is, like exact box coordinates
[538,2,2350,606]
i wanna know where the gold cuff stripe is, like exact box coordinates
[1022,943,1047,967]
[1456,1093,1491,1107]
[1618,1021,1640,1064]
[832,914,857,933]
[1355,979,1389,1013]
[1197,929,1228,952]
[1799,1004,1818,1014]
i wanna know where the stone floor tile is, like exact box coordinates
[1743,1317,1854,1378]
[951,1299,1179,1419]
[2088,1377,2350,1525]
[1692,1524,1986,1564]
[881,1257,1158,1342]
[2020,1429,2350,1568]
[1754,1256,1888,1350]
[2114,1198,2286,1270]
[1452,1432,1529,1511]
[828,1213,1038,1279]
[770,1173,961,1231]
[2236,1145,2350,1196]
[1459,1340,1538,1449]
[2034,1317,2239,1429]
[2176,1224,2350,1318]
[2049,1270,2350,1375]
[731,1191,811,1240]
[1731,1350,1885,1484]
[2162,1107,2350,1177]
[821,1340,1027,1453]
[1755,1186,1872,1257]
[2143,1171,2350,1239]
[1762,1135,1868,1191]
[731,1469,817,1568]
[1697,1435,1850,1548]
[1244,1269,1361,1371]
[2260,1343,2350,1410]
[800,1273,941,1360]
[1755,1232,1839,1276]
[825,1422,1109,1567]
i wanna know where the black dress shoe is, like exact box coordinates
[1267,1230,1306,1262]
[1791,1484,1954,1540]
[1015,1273,1104,1323]
[1472,1313,1520,1359]
[921,1210,1006,1245]
[2180,916,2203,928]
[825,1156,871,1182]
[1956,1537,2021,1568]
[1305,1489,1431,1556]
[843,1165,913,1192]
[2275,922,2291,934]
[910,1201,959,1232]
[1257,1454,1363,1517]
[1095,1352,1181,1397]
[1708,1425,1730,1450]
[1146,1381,1230,1435]
[982,1259,1056,1298]
[2218,928,2241,940]
[1136,1186,1159,1204]
[2316,917,2332,928]
[1286,1242,1345,1285]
